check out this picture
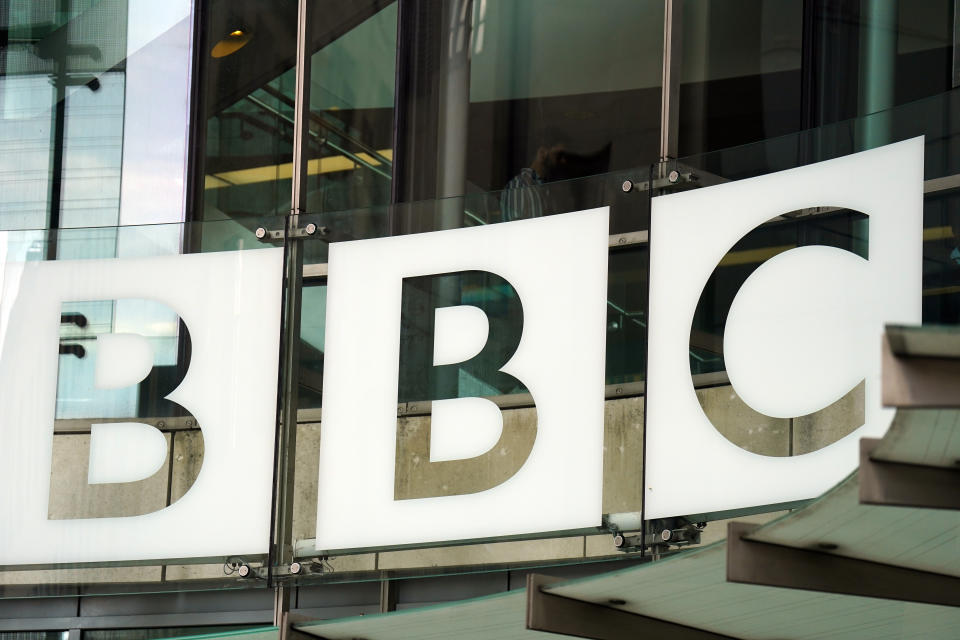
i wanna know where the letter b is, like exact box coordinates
[49,299,201,519]
[395,271,537,499]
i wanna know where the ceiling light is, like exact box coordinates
[211,28,251,58]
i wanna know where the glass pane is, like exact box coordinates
[679,0,956,156]
[303,1,397,219]
[0,217,284,595]
[196,0,298,240]
[679,0,804,155]
[0,0,194,233]
[386,0,663,236]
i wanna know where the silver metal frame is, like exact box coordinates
[271,0,313,632]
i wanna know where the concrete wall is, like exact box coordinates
[0,385,859,586]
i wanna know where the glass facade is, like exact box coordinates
[1,0,959,635]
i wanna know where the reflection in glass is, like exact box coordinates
[0,1,193,240]
[679,0,956,156]
[392,0,663,234]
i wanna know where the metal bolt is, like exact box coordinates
[304,223,317,235]
[238,564,251,578]
[660,529,672,542]
[621,179,633,193]
[613,534,625,548]
[290,561,302,575]
[668,170,680,183]
[186,419,194,427]
[615,387,623,395]
[618,237,626,245]
[255,227,267,239]
[156,421,165,428]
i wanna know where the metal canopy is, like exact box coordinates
[295,325,960,640]
[296,589,563,640]
[157,628,279,640]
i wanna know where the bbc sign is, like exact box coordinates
[0,139,923,564]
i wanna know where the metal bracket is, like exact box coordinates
[726,521,960,606]
[267,557,332,581]
[613,519,704,553]
[860,438,960,510]
[255,222,329,242]
[526,574,735,639]
[621,169,698,194]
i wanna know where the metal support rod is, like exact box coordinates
[271,0,312,627]
[379,579,398,613]
[659,0,683,162]
[46,56,67,261]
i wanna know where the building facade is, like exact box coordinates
[0,1,958,638]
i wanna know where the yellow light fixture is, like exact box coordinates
[211,27,251,58]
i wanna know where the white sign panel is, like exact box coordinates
[0,249,283,564]
[317,208,610,550]
[645,138,924,518]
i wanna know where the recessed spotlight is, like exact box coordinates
[211,28,252,58]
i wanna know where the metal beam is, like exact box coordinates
[525,574,737,640]
[860,438,960,510]
[881,332,960,407]
[726,522,960,607]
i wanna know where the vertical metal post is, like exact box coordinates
[435,0,473,230]
[659,0,683,162]
[47,1,71,260]
[379,579,398,613]
[644,0,685,558]
[272,0,312,630]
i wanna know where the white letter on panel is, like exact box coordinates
[645,138,923,519]
[317,208,610,550]
[0,248,283,564]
